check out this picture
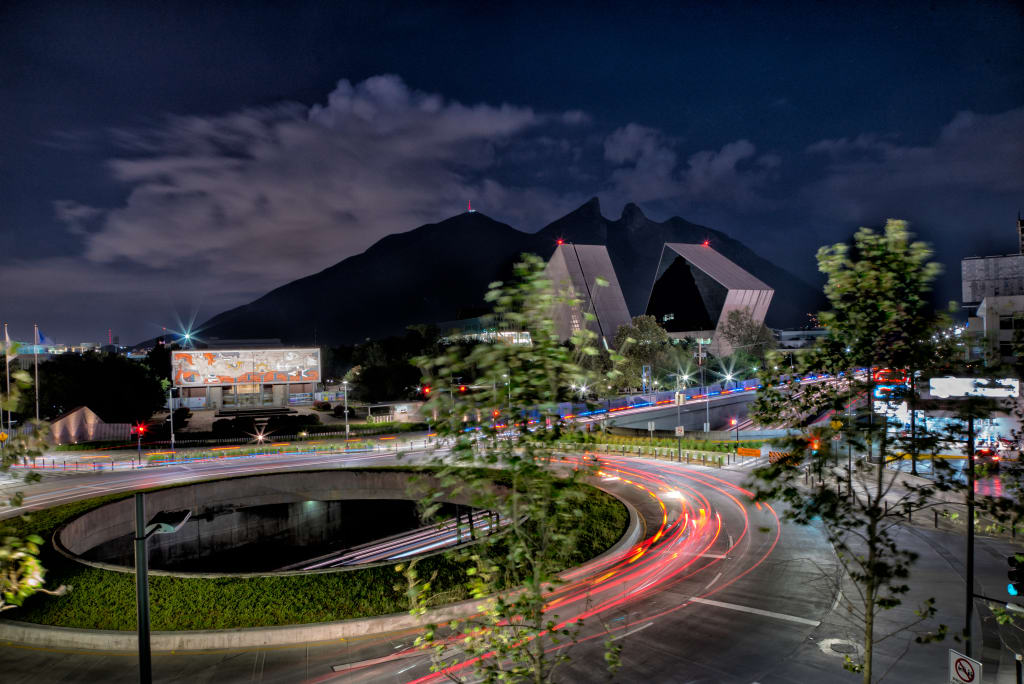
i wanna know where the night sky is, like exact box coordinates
[2,1,1022,344]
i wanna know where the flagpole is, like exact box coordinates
[33,324,40,422]
[3,323,10,437]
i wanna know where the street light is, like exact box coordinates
[167,387,175,452]
[134,494,190,684]
[342,380,349,438]
[731,417,739,460]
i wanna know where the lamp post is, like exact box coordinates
[134,494,190,684]
[698,339,710,433]
[167,388,175,452]
[731,417,738,461]
[675,373,691,462]
[342,381,349,438]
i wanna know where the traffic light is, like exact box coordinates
[132,424,147,437]
[810,437,820,452]
[459,384,467,393]
[730,418,737,426]
[422,385,431,396]
[1008,554,1024,596]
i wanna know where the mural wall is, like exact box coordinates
[172,348,320,387]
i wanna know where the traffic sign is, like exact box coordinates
[949,649,981,684]
[647,421,656,432]
[675,426,685,437]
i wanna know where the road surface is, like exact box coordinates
[0,445,985,683]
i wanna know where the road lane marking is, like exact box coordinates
[689,598,820,626]
[705,572,723,589]
[611,622,654,641]
[830,590,843,613]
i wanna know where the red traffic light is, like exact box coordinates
[730,418,737,426]
[459,384,467,393]
[422,385,431,396]
[810,438,820,451]
[133,424,147,436]
[556,238,564,246]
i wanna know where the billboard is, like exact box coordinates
[928,376,1019,399]
[172,348,320,387]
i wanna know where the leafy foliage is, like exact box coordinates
[612,315,672,392]
[409,253,622,682]
[16,351,165,423]
[719,307,775,363]
[0,355,65,611]
[749,220,954,683]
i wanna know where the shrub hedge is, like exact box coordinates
[557,430,763,452]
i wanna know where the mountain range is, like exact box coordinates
[196,199,822,347]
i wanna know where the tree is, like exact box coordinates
[0,341,67,612]
[719,307,775,364]
[17,351,165,424]
[749,220,954,683]
[406,253,619,682]
[612,315,672,392]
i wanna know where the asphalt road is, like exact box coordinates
[0,446,988,683]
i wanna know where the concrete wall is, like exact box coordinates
[4,484,641,652]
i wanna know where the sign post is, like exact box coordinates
[949,649,981,684]
[647,420,655,447]
[675,425,685,462]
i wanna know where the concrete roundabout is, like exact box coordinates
[0,446,859,683]
[0,462,634,651]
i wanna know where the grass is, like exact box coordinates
[2,467,628,631]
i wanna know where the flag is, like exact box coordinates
[3,324,14,363]
[34,327,52,347]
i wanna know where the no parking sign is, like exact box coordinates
[949,649,981,684]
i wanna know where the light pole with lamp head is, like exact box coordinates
[342,381,349,438]
[134,495,190,684]
[730,417,738,463]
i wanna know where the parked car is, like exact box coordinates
[976,447,1000,472]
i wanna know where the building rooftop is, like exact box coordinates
[662,243,772,291]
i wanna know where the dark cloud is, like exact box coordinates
[602,124,779,212]
[5,76,1022,343]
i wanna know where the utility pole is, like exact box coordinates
[965,413,976,657]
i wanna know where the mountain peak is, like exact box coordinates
[619,201,647,228]
[571,196,602,217]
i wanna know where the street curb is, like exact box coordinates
[0,484,642,653]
